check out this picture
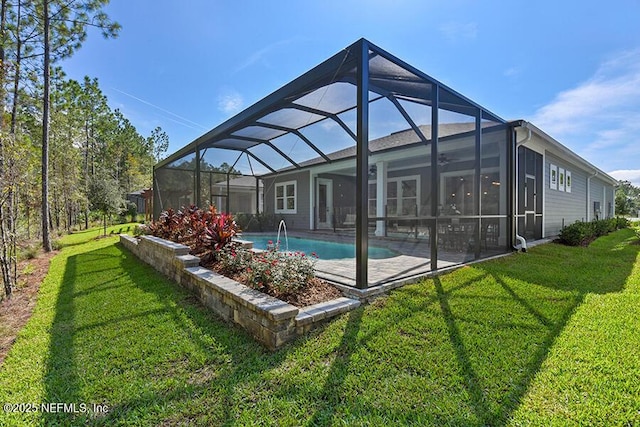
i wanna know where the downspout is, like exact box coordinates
[587,170,598,221]
[514,125,531,252]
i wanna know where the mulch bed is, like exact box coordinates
[199,254,343,308]
[0,251,56,366]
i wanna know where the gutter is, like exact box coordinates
[510,120,617,187]
[513,123,531,252]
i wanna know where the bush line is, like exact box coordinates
[558,217,629,246]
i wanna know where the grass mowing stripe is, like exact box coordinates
[0,226,638,425]
[508,239,640,426]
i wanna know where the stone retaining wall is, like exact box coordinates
[120,235,360,350]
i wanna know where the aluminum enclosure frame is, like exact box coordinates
[154,38,510,289]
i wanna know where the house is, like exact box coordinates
[126,188,153,221]
[153,39,616,289]
[211,175,263,214]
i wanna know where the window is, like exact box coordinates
[481,172,502,215]
[442,174,475,215]
[368,183,377,217]
[275,181,296,213]
[369,176,420,217]
[549,164,558,190]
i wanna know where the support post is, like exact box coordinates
[356,39,369,289]
[508,126,517,249]
[195,145,201,208]
[255,177,260,215]
[430,85,439,271]
[375,161,386,236]
[474,110,482,259]
[226,172,230,214]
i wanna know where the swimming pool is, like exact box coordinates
[241,234,398,260]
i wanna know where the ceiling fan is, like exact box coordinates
[438,153,458,165]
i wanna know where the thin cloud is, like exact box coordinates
[439,22,478,43]
[530,49,640,170]
[217,91,244,116]
[112,88,209,130]
[235,39,296,72]
[504,66,521,77]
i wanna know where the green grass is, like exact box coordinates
[56,223,137,248]
[1,226,639,426]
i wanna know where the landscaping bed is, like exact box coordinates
[195,245,342,308]
[142,205,342,307]
[120,233,360,350]
[557,217,629,246]
[199,255,342,307]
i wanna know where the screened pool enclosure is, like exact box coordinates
[154,39,513,289]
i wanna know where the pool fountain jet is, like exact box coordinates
[276,219,289,252]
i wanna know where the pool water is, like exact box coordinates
[241,234,397,260]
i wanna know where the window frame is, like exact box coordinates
[368,175,420,217]
[275,180,297,214]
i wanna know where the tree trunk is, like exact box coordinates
[84,122,89,230]
[0,0,7,131]
[0,215,11,299]
[10,0,21,135]
[0,0,12,298]
[41,0,52,252]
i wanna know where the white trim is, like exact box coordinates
[316,178,333,229]
[275,180,297,214]
[516,122,617,186]
[565,170,572,193]
[549,163,558,190]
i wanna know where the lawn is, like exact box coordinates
[0,225,638,426]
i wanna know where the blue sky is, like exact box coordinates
[60,0,640,184]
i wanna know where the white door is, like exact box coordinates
[317,179,333,229]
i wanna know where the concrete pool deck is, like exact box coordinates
[314,256,453,287]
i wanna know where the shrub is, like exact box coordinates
[125,201,138,223]
[614,216,630,229]
[21,246,39,260]
[559,222,589,246]
[592,219,611,237]
[182,205,221,253]
[246,249,316,294]
[217,244,252,274]
[148,205,239,255]
[217,244,317,295]
[205,213,239,253]
[148,208,180,241]
[133,224,149,236]
[559,217,628,246]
